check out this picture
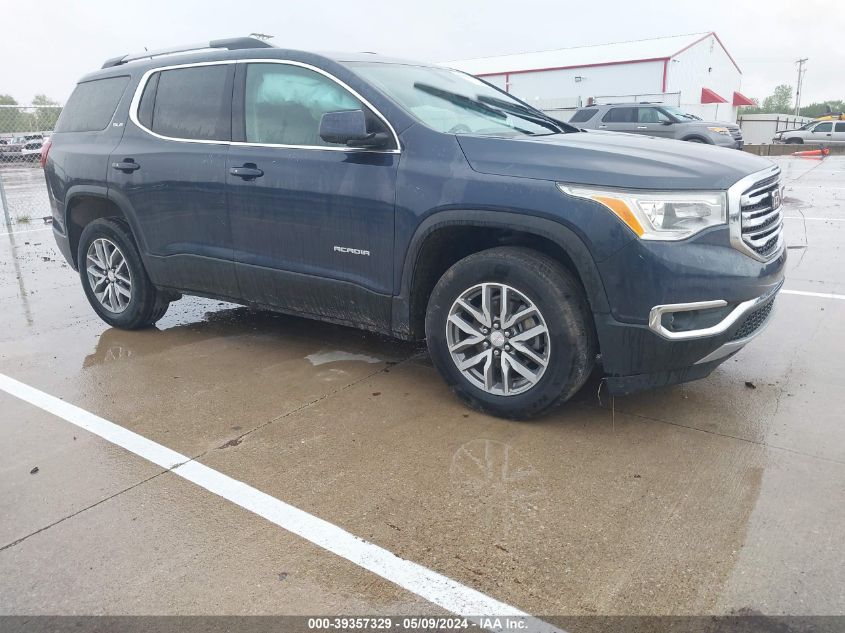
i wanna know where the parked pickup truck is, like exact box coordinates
[44,38,785,418]
[773,120,845,144]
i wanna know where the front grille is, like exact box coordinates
[729,126,743,141]
[740,175,783,258]
[730,299,775,341]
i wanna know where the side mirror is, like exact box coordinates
[319,110,389,148]
[661,119,675,125]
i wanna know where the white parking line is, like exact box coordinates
[783,216,845,222]
[0,226,53,237]
[0,373,561,633]
[787,185,845,190]
[782,289,845,301]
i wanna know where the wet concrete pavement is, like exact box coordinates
[1,157,843,619]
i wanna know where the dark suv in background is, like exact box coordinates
[44,38,784,418]
[571,103,744,148]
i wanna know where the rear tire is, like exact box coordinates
[425,247,596,419]
[78,218,170,329]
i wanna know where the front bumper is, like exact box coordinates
[593,164,786,395]
[596,282,780,395]
[713,135,743,149]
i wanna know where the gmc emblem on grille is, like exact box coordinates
[771,188,781,209]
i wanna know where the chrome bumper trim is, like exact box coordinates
[694,302,776,364]
[649,298,756,341]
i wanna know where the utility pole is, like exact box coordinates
[794,58,808,116]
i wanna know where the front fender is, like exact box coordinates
[392,209,610,338]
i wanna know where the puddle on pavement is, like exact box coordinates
[306,350,383,366]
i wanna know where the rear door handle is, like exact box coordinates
[111,159,140,173]
[636,125,648,129]
[229,164,264,180]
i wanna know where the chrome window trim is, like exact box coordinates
[727,164,784,262]
[127,58,401,153]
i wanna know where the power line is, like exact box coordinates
[794,58,808,116]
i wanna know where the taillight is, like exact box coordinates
[39,139,52,168]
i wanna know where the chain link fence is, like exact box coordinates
[0,104,62,230]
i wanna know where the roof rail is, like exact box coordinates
[101,37,274,69]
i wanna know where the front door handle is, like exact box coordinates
[230,164,264,180]
[111,159,140,173]
[636,125,648,129]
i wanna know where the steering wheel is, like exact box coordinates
[448,124,472,134]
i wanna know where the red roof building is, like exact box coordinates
[445,32,746,121]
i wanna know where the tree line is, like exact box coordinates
[0,94,62,134]
[739,84,844,117]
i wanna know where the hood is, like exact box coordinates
[457,131,770,191]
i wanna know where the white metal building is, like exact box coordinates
[444,32,754,122]
[736,113,813,145]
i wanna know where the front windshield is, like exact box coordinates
[348,62,568,137]
[661,106,701,121]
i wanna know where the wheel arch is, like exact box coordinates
[64,186,145,268]
[393,210,610,340]
[681,134,712,144]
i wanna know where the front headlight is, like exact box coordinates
[558,184,727,241]
[707,126,730,135]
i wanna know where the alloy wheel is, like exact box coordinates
[86,238,132,313]
[446,283,550,396]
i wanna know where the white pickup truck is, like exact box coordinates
[774,120,845,144]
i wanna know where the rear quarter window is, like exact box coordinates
[569,108,598,123]
[55,76,130,133]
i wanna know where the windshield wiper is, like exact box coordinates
[413,83,566,135]
[477,95,572,133]
[413,83,508,120]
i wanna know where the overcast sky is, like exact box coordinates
[2,0,842,105]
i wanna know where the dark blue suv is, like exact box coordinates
[44,38,785,418]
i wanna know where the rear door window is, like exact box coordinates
[55,76,130,132]
[569,108,598,123]
[834,122,845,132]
[150,65,232,141]
[602,107,637,123]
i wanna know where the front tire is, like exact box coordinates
[786,137,803,144]
[425,247,596,419]
[78,218,170,329]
